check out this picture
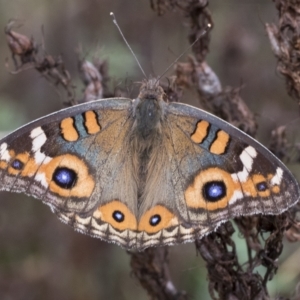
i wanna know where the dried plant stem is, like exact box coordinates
[130,248,187,300]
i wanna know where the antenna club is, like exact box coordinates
[110,12,116,22]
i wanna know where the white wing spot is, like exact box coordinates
[228,190,244,204]
[31,127,47,152]
[241,146,257,170]
[30,127,45,143]
[30,127,52,164]
[270,167,283,186]
[35,151,52,165]
[0,143,11,162]
[34,173,48,187]
[231,146,257,183]
[245,146,257,159]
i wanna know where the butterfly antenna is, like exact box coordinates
[155,23,212,84]
[110,12,147,79]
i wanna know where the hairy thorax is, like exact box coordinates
[131,80,167,207]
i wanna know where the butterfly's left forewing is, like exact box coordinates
[0,98,140,248]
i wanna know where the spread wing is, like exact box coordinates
[0,98,141,249]
[134,102,300,249]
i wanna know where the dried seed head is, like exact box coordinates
[5,29,35,56]
[79,60,102,85]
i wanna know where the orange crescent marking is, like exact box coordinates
[60,117,79,142]
[84,111,101,134]
[209,130,230,155]
[97,200,137,231]
[191,120,210,143]
[8,167,20,175]
[0,161,7,169]
[272,186,280,194]
[22,156,40,177]
[138,205,178,233]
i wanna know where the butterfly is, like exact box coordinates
[0,78,299,251]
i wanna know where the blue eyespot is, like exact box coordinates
[11,159,24,170]
[149,214,161,226]
[256,182,268,192]
[52,167,77,189]
[112,210,125,223]
[203,181,226,202]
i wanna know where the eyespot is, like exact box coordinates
[112,210,125,223]
[38,154,94,198]
[52,167,77,189]
[149,214,161,226]
[95,200,137,231]
[11,159,24,170]
[256,182,268,192]
[203,181,226,202]
[138,206,178,233]
[185,168,239,210]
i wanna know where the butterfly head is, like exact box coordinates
[137,78,165,100]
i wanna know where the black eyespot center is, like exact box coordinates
[11,159,24,170]
[256,182,268,192]
[203,181,226,202]
[112,210,125,223]
[149,214,161,226]
[52,167,77,189]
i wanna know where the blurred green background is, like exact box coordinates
[0,1,300,299]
